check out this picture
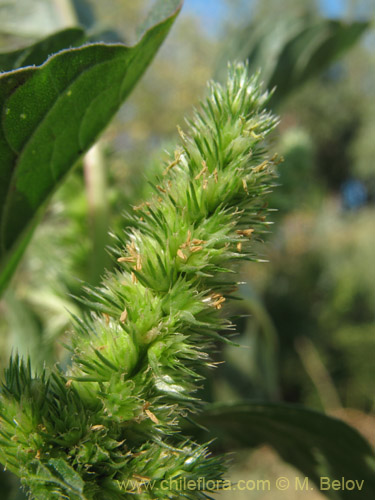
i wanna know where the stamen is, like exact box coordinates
[145,409,159,424]
[177,249,187,261]
[120,308,128,323]
[236,229,254,237]
[195,161,208,180]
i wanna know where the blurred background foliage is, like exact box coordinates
[0,0,374,498]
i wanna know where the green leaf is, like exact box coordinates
[0,27,85,72]
[268,19,370,106]
[189,402,375,499]
[47,458,85,494]
[0,0,182,296]
[25,458,87,500]
[222,17,369,108]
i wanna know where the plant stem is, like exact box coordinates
[53,0,78,26]
[84,143,111,285]
[295,336,342,411]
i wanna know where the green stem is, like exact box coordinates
[295,336,342,412]
[83,143,111,285]
[53,0,78,26]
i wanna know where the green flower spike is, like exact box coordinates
[0,63,279,499]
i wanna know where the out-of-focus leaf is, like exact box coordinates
[0,468,25,500]
[0,0,182,296]
[187,402,375,499]
[268,19,370,106]
[137,0,183,36]
[222,17,369,107]
[71,0,96,30]
[0,27,85,72]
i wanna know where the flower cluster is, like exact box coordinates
[0,63,279,499]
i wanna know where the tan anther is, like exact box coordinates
[271,153,284,165]
[236,229,254,238]
[117,256,136,263]
[214,168,218,183]
[131,272,137,284]
[214,298,225,309]
[120,308,128,323]
[163,149,182,175]
[211,293,226,310]
[156,184,166,194]
[91,425,105,431]
[136,254,142,271]
[195,161,208,180]
[191,246,203,253]
[103,313,110,324]
[177,249,187,261]
[253,160,268,173]
[163,163,174,177]
[65,379,73,388]
[237,242,242,252]
[127,241,138,257]
[203,179,208,190]
[242,178,248,193]
[145,409,159,424]
[180,230,192,250]
[35,450,41,459]
[192,238,206,245]
[98,345,107,351]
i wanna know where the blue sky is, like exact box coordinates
[319,0,345,17]
[184,0,228,17]
[184,0,347,22]
[183,0,228,33]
